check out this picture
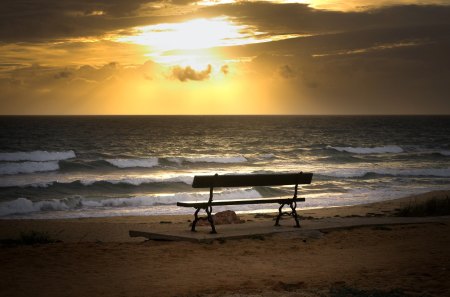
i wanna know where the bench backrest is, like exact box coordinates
[192,172,313,188]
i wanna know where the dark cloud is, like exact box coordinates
[0,63,27,67]
[172,64,212,82]
[1,1,449,44]
[167,0,199,5]
[0,0,162,41]
[54,70,73,79]
[0,0,150,18]
[307,41,450,113]
[1,60,162,91]
[199,3,450,35]
[238,20,450,114]
[215,21,450,62]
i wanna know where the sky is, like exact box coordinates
[0,0,449,115]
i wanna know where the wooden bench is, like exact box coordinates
[177,172,313,233]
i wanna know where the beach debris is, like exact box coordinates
[372,225,393,231]
[273,281,305,292]
[254,213,273,219]
[248,234,265,241]
[366,212,384,217]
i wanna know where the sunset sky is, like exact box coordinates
[1,0,449,115]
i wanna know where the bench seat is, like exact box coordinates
[177,197,305,208]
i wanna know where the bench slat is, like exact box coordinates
[192,173,313,188]
[177,197,306,207]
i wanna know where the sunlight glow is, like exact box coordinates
[196,0,310,7]
[118,17,252,53]
[117,17,253,68]
[117,17,300,67]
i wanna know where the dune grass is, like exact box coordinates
[0,230,56,245]
[329,285,410,297]
[19,230,56,244]
[396,196,450,217]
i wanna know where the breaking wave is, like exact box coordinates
[105,158,159,168]
[439,150,450,156]
[77,176,194,187]
[0,188,261,217]
[168,155,248,164]
[320,168,450,178]
[0,150,76,162]
[0,175,195,188]
[0,161,59,175]
[0,150,75,175]
[327,145,404,154]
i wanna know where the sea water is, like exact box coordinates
[0,116,449,219]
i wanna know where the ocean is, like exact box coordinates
[0,115,449,219]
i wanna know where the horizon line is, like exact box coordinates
[1,114,450,117]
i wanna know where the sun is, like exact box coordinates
[117,17,256,69]
[137,18,251,51]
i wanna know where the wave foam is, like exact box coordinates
[439,150,450,156]
[0,174,195,188]
[0,161,59,175]
[0,189,261,217]
[106,158,159,168]
[79,175,194,186]
[320,168,450,178]
[177,155,248,164]
[0,197,72,216]
[0,150,75,162]
[328,145,403,154]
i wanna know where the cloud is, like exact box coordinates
[0,0,161,41]
[168,0,199,5]
[199,3,450,36]
[54,70,74,79]
[1,2,450,114]
[171,64,212,82]
[0,40,149,72]
[220,64,229,75]
[1,1,449,44]
[238,20,450,114]
[0,59,169,114]
[0,60,163,96]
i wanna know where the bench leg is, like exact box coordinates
[191,208,201,232]
[289,201,300,228]
[205,206,217,234]
[275,203,285,226]
[190,207,217,234]
[275,202,301,228]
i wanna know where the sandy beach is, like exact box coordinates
[1,190,449,297]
